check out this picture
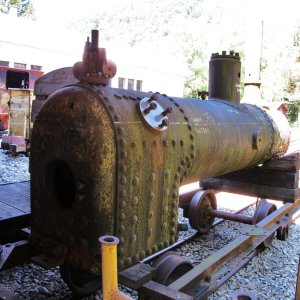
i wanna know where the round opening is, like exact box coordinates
[237,296,251,300]
[53,160,76,209]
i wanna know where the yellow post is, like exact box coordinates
[99,235,134,300]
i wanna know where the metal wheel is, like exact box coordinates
[188,190,217,233]
[152,251,193,285]
[60,263,101,296]
[252,199,277,247]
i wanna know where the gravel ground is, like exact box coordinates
[0,147,299,300]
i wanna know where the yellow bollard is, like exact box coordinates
[99,235,134,300]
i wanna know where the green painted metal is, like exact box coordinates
[30,83,290,278]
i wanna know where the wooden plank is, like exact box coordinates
[0,181,30,213]
[262,151,300,172]
[0,202,24,219]
[217,168,299,189]
[200,178,299,202]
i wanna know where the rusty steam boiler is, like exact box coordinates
[30,30,290,295]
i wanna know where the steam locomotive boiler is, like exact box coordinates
[30,31,290,295]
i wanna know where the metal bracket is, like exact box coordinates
[237,224,270,236]
[138,96,171,132]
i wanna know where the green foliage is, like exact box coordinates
[0,0,35,18]
[283,98,300,125]
[184,49,208,98]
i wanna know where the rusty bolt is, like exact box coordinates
[162,107,173,116]
[143,102,157,115]
[148,94,158,103]
[204,275,211,282]
[159,119,169,128]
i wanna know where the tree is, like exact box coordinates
[0,0,35,18]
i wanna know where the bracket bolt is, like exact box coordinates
[159,119,169,128]
[143,102,157,115]
[162,107,172,116]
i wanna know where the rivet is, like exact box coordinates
[131,234,137,243]
[129,95,136,100]
[172,140,176,146]
[170,237,176,243]
[164,188,169,196]
[131,215,138,224]
[118,247,125,255]
[114,114,121,121]
[163,206,168,214]
[180,140,184,146]
[164,241,169,247]
[162,222,167,229]
[120,176,127,185]
[147,229,153,237]
[174,103,180,107]
[120,151,127,159]
[172,202,177,209]
[133,176,139,187]
[163,139,168,146]
[120,201,126,208]
[148,210,153,219]
[171,228,176,234]
[147,248,152,255]
[120,189,126,197]
[119,237,125,246]
[118,260,124,269]
[181,159,186,166]
[133,196,139,205]
[172,191,178,198]
[158,242,164,249]
[123,95,129,100]
[119,138,126,147]
[114,93,122,99]
[141,250,146,258]
[170,220,176,226]
[151,173,156,182]
[149,192,155,201]
[165,170,170,178]
[119,225,125,232]
[178,166,182,172]
[120,164,127,173]
[191,144,195,150]
[173,183,178,189]
[190,134,194,140]
[104,96,110,102]
[133,253,139,262]
[188,125,192,131]
[175,173,180,180]
[117,126,124,135]
[184,116,189,121]
[119,213,125,221]
[108,105,115,112]
[191,153,195,159]
[125,257,132,266]
[152,245,158,252]
[179,108,184,113]
[98,90,103,95]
